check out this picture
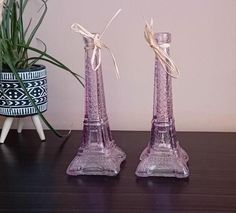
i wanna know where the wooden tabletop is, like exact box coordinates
[0,130,236,212]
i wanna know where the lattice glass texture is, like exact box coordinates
[66,36,126,176]
[135,32,189,178]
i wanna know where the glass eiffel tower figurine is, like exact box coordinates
[66,36,126,176]
[136,32,189,178]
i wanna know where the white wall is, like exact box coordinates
[2,0,236,132]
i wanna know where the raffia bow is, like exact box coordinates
[71,9,122,79]
[144,19,180,78]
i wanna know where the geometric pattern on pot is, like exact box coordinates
[0,65,48,117]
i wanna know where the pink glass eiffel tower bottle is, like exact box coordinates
[66,36,126,176]
[136,32,189,178]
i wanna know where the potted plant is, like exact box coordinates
[0,0,84,143]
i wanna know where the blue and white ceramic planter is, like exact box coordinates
[0,65,48,117]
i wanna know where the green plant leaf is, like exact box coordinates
[17,43,85,86]
[0,0,84,139]
[27,57,84,87]
[27,38,47,67]
[3,55,71,138]
[22,0,47,60]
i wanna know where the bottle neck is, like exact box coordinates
[155,32,171,45]
[153,32,173,122]
[83,35,107,122]
[155,32,171,55]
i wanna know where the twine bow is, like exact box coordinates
[71,9,122,79]
[144,19,180,78]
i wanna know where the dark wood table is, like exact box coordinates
[0,130,236,212]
